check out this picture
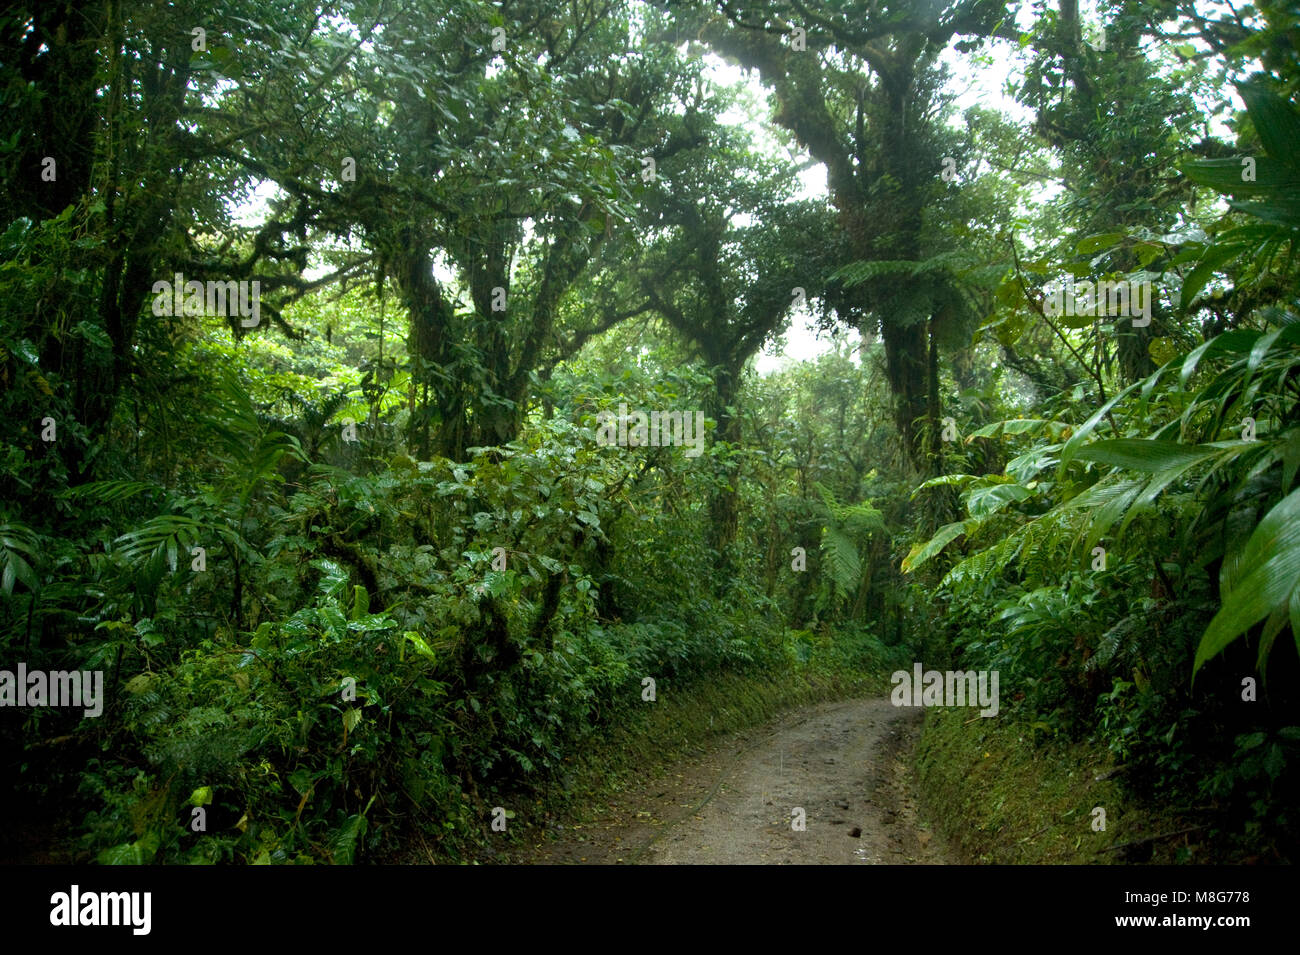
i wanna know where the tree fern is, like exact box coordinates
[811,483,883,599]
[832,250,972,287]
[820,526,862,594]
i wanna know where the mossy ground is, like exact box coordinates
[915,707,1199,864]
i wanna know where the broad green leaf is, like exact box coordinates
[1083,479,1144,554]
[967,418,1068,441]
[1006,445,1060,483]
[1180,330,1263,387]
[912,473,976,498]
[1239,78,1300,170]
[1178,242,1247,313]
[1225,196,1300,228]
[482,570,512,598]
[97,842,144,865]
[349,584,370,621]
[1195,487,1300,675]
[1073,439,1220,473]
[1060,308,1097,330]
[1182,157,1300,197]
[1076,232,1124,254]
[343,708,362,734]
[331,812,368,865]
[1258,606,1289,672]
[403,631,437,660]
[1133,241,1164,268]
[1059,379,1144,471]
[902,520,971,573]
[966,483,1032,518]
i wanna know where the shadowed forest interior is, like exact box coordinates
[2,0,1298,865]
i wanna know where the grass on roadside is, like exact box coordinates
[915,707,1198,864]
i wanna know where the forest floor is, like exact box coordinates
[520,698,952,865]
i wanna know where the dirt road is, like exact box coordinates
[527,697,951,865]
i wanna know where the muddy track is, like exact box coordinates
[524,698,951,865]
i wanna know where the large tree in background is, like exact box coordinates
[674,0,1016,476]
[1,0,390,489]
[630,113,835,569]
[1015,0,1205,384]
[142,1,712,462]
[3,0,216,482]
[311,1,710,460]
[365,0,691,459]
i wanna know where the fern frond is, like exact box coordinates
[820,526,862,594]
[60,480,165,505]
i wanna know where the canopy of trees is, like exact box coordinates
[1,0,1297,864]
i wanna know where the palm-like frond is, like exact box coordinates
[0,520,41,595]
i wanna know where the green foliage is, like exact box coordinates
[814,483,882,598]
[1184,77,1300,232]
[1197,487,1300,675]
[0,520,40,595]
[4,0,1298,868]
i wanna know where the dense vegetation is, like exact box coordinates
[2,0,1297,864]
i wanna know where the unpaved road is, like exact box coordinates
[525,698,951,865]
